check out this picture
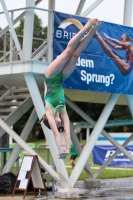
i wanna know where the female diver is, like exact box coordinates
[94,32,133,76]
[41,18,101,159]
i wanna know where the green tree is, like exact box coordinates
[111,105,131,120]
[15,13,47,51]
[66,102,104,122]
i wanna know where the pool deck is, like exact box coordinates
[1,177,133,200]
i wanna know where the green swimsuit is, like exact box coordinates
[44,72,65,113]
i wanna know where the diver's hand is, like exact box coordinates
[103,32,110,39]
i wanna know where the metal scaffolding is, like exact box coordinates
[0,0,132,191]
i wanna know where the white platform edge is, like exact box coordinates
[0,60,49,75]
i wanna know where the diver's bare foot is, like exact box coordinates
[90,21,101,37]
[96,20,102,27]
[85,18,98,29]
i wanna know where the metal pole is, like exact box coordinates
[3,34,6,62]
[126,95,133,117]
[52,161,56,196]
[1,152,4,173]
[86,127,90,141]
[94,133,133,178]
[10,11,13,61]
[70,122,93,178]
[47,12,53,63]
[69,94,119,187]
[48,0,55,10]
[32,44,48,60]
[81,0,104,17]
[0,118,61,182]
[2,108,37,174]
[123,0,132,26]
[47,0,55,62]
[75,0,86,15]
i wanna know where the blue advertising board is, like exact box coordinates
[93,145,133,167]
[53,11,133,95]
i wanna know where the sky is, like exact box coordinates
[0,0,133,28]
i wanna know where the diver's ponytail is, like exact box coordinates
[128,37,133,42]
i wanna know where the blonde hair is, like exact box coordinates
[122,33,133,42]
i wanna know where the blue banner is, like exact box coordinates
[53,11,133,94]
[93,145,133,167]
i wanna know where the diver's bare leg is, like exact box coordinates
[95,31,130,76]
[45,18,98,78]
[60,108,70,154]
[62,21,101,80]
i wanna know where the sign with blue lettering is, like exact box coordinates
[53,11,133,94]
[93,145,133,167]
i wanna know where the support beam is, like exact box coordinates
[75,0,86,15]
[48,0,55,10]
[31,42,48,60]
[22,0,35,59]
[0,88,12,102]
[70,123,93,178]
[123,0,132,26]
[94,133,133,178]
[47,0,55,62]
[66,95,133,159]
[66,96,133,162]
[32,44,48,60]
[86,127,90,141]
[3,34,6,62]
[66,95,133,187]
[126,95,133,117]
[10,11,13,61]
[0,118,61,182]
[69,94,119,187]
[81,0,104,17]
[2,108,37,174]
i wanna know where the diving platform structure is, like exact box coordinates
[0,0,133,197]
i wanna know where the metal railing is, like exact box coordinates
[0,6,53,63]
